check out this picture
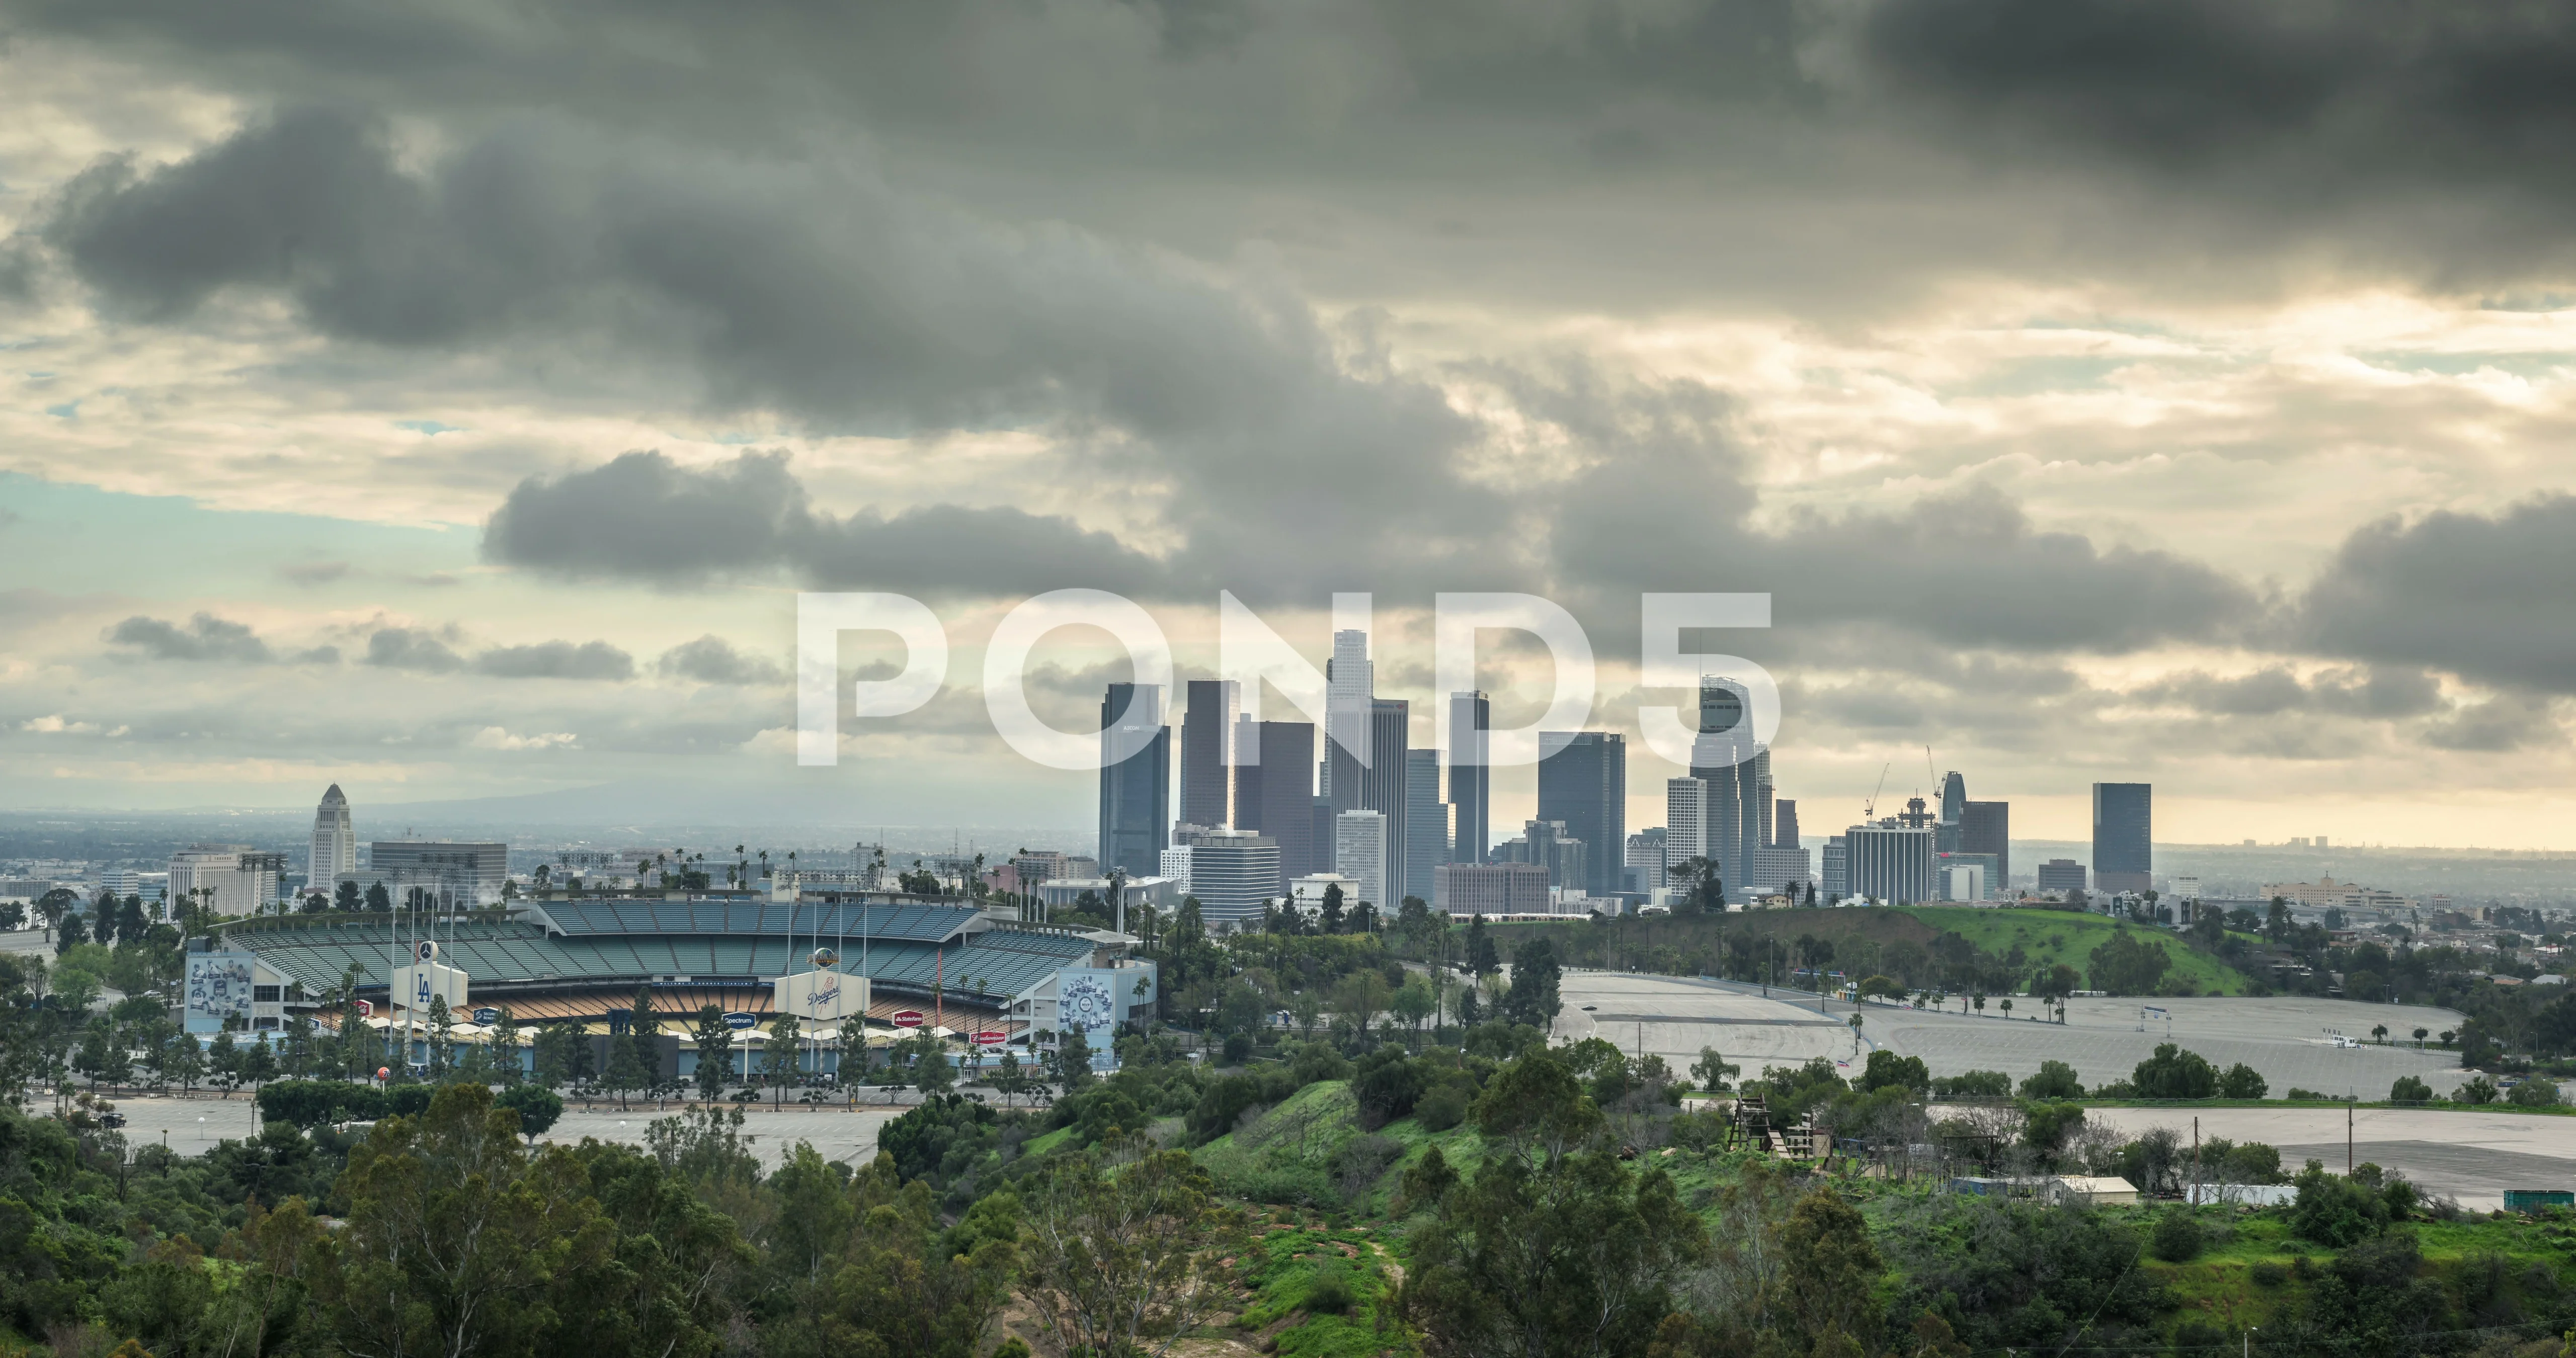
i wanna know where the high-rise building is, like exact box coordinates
[170,844,272,916]
[1959,800,2009,888]
[1097,683,1171,879]
[368,840,508,908]
[1537,731,1626,898]
[1178,679,1237,832]
[1325,628,1374,820]
[1749,845,1812,898]
[2037,859,2087,893]
[1404,748,1447,904]
[1820,836,1848,901]
[1844,823,1935,904]
[1334,810,1389,909]
[1665,777,1710,897]
[1325,694,1409,892]
[1159,845,1194,894]
[1688,677,1765,901]
[1230,718,1316,890]
[2092,782,2152,894]
[1625,828,1667,895]
[1433,862,1551,915]
[1183,829,1280,928]
[310,784,356,884]
[1937,778,1968,850]
[1772,798,1800,852]
[1447,691,1491,865]
[1498,819,1587,892]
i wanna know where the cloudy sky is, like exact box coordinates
[5,1,2575,849]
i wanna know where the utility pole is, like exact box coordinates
[2347,1100,2353,1176]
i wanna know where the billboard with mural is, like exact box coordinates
[1055,965,1155,1070]
[185,954,255,1030]
[774,970,866,1023]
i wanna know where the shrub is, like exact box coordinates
[2290,1163,2391,1246]
[2218,1064,2268,1099]
[1222,1032,1254,1064]
[2249,1261,2288,1288]
[2151,1210,2204,1262]
[1414,1081,1471,1132]
[2130,1044,2218,1099]
[2507,1077,2561,1108]
[495,1083,563,1137]
[2389,1075,2433,1102]
[2456,1076,2500,1105]
[1930,1069,2010,1098]
[1304,1266,1356,1315]
[1859,1050,1931,1095]
[2019,1060,2084,1100]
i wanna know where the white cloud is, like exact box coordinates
[467,726,578,751]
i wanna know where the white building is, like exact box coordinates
[1665,777,1710,867]
[310,784,356,885]
[169,845,273,916]
[1158,845,1193,894]
[1334,810,1388,907]
[1941,863,1987,902]
[1180,829,1279,928]
[1289,873,1365,921]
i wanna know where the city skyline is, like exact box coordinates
[5,8,2576,850]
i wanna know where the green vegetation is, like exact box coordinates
[1894,906,2253,995]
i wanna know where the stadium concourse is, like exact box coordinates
[197,896,1155,1079]
[1553,970,2474,1100]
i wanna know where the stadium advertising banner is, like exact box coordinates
[1057,964,1155,1070]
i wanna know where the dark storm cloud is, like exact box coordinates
[2421,693,2563,753]
[1510,363,2259,654]
[473,640,635,682]
[656,636,785,687]
[1852,2,2576,189]
[482,450,1175,599]
[2130,665,2442,720]
[2291,495,2576,695]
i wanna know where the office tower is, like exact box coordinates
[1184,830,1280,928]
[1665,777,1710,881]
[1625,828,1667,894]
[1820,836,1848,901]
[1942,864,1986,902]
[1313,797,1334,878]
[169,844,271,916]
[1935,771,1966,853]
[1433,862,1551,915]
[1960,800,2009,888]
[1688,677,1763,901]
[1159,845,1193,894]
[369,840,509,908]
[1750,845,1812,898]
[1097,683,1171,879]
[310,784,356,883]
[1754,749,1774,856]
[1844,823,1936,903]
[1772,799,1801,852]
[1538,731,1626,898]
[1325,628,1373,812]
[2092,782,2152,894]
[1404,748,1447,904]
[1334,810,1389,908]
[1230,717,1316,889]
[2037,859,2087,893]
[1178,680,1237,831]
[1499,819,1587,893]
[1447,691,1491,865]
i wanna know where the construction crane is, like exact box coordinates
[1863,762,1890,820]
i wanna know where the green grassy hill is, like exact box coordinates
[1892,906,2251,995]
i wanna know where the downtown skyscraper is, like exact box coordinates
[1447,690,1490,866]
[1097,683,1171,879]
[1538,731,1625,898]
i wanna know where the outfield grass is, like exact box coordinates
[1892,906,2251,996]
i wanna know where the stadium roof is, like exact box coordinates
[525,899,982,944]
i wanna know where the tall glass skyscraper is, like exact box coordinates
[1097,684,1171,879]
[1178,678,1236,832]
[1688,677,1765,901]
[1538,730,1626,898]
[1404,748,1447,904]
[2091,782,2152,894]
[1447,691,1490,865]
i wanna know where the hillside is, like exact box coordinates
[1891,906,2253,995]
